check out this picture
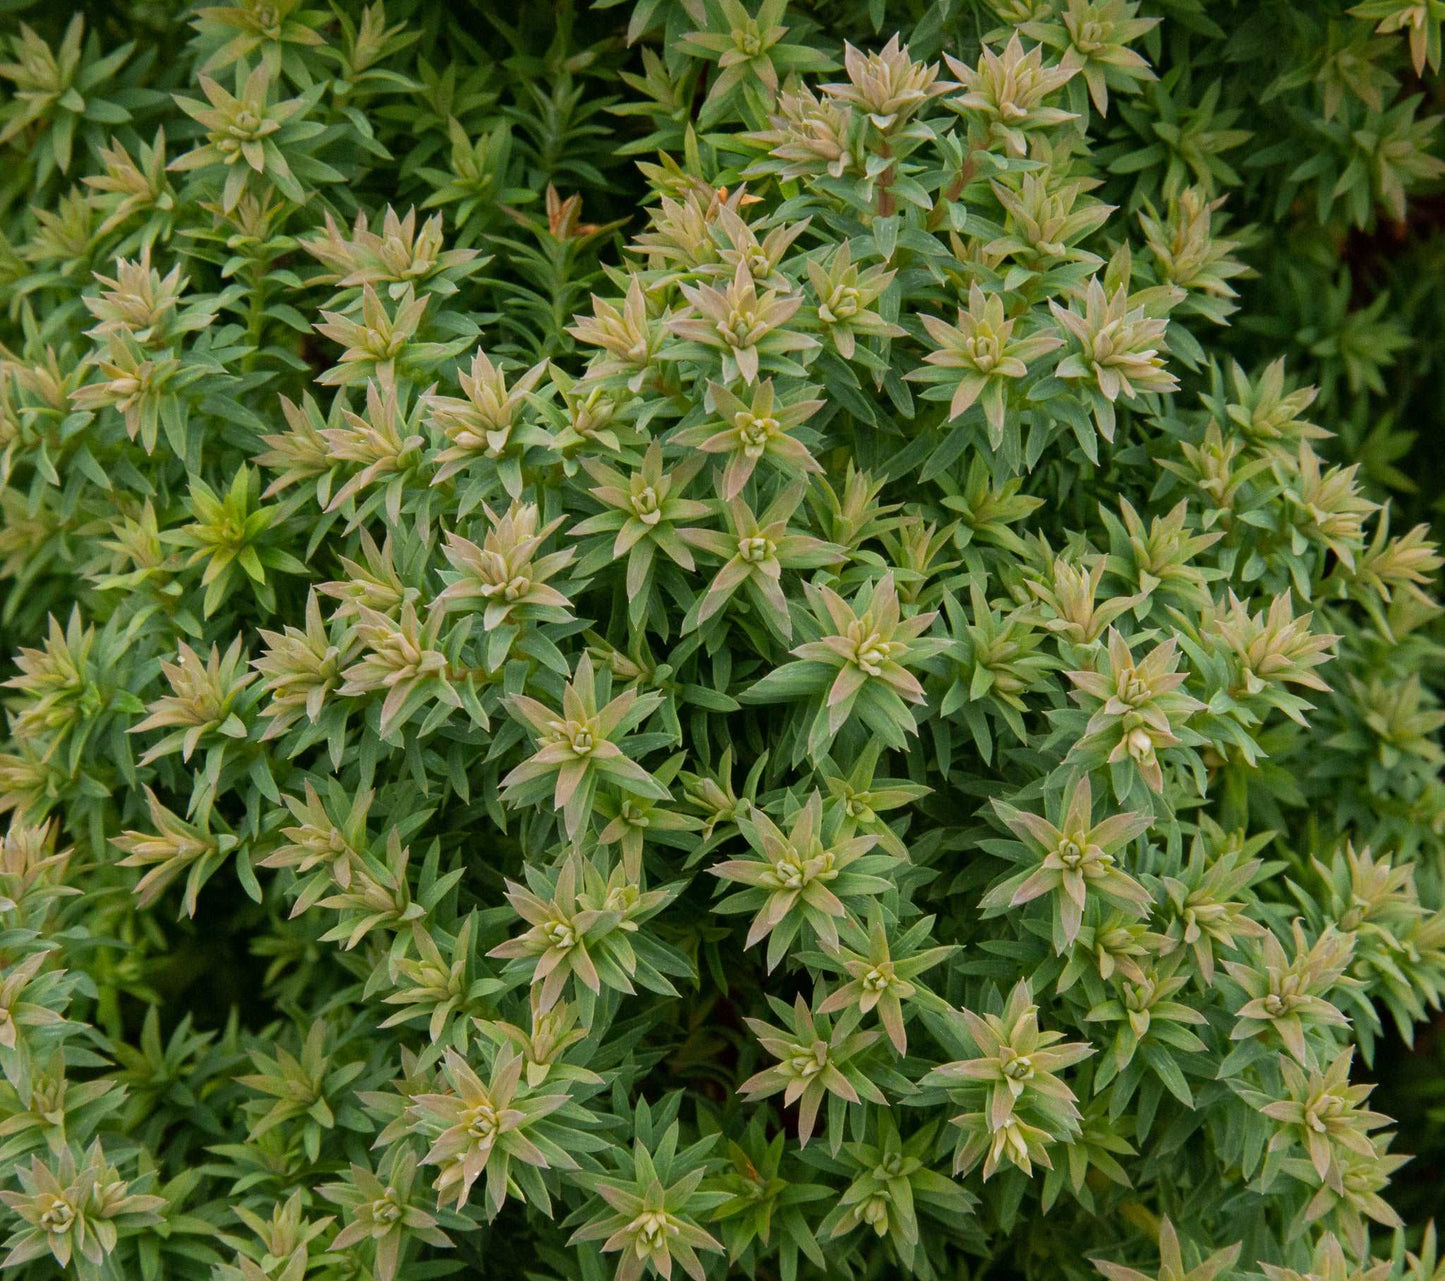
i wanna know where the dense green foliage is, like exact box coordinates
[2,1,1445,1278]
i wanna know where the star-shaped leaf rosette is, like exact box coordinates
[805,241,904,361]
[0,1141,166,1276]
[570,441,712,630]
[1221,920,1359,1066]
[737,989,888,1153]
[943,34,1079,158]
[168,61,326,211]
[487,849,686,1020]
[665,261,819,385]
[423,348,552,496]
[806,1113,976,1269]
[1091,1215,1241,1281]
[920,979,1094,1180]
[981,773,1154,951]
[671,378,824,500]
[567,1111,725,1281]
[432,499,576,670]
[318,1150,454,1281]
[500,652,669,842]
[710,790,898,973]
[679,480,843,643]
[808,908,956,1053]
[1049,274,1180,445]
[405,1043,581,1218]
[1252,1047,1392,1192]
[909,282,1063,449]
[676,0,837,119]
[1065,626,1206,798]
[742,572,947,763]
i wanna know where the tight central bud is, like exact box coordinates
[724,307,760,347]
[999,1046,1034,1080]
[852,630,892,675]
[1074,19,1109,54]
[1262,992,1299,1018]
[39,1199,74,1235]
[632,1211,671,1250]
[737,412,779,456]
[789,1042,827,1077]
[632,485,660,523]
[1120,671,1150,704]
[734,25,762,57]
[861,1195,889,1227]
[467,1102,499,1142]
[371,1189,403,1224]
[380,234,411,273]
[771,854,806,889]
[965,332,1001,370]
[1125,727,1155,762]
[826,286,862,321]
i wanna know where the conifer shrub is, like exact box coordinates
[1,1,1444,1278]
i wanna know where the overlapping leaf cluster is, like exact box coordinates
[1,1,1444,1280]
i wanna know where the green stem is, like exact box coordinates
[243,257,268,374]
